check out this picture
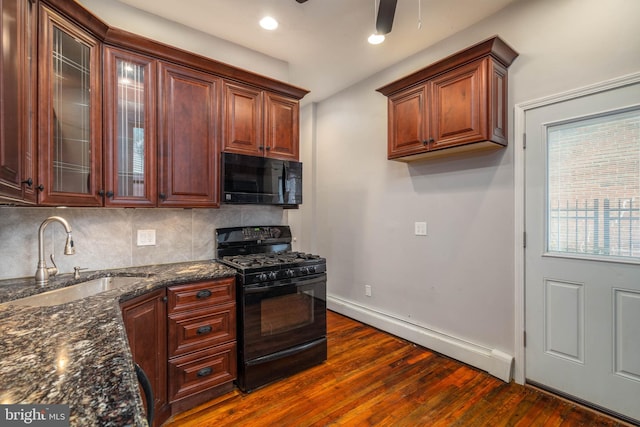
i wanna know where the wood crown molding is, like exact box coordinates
[376,35,518,97]
[104,27,309,100]
[41,0,309,100]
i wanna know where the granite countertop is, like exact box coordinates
[0,260,236,427]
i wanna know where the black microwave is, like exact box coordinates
[222,152,302,207]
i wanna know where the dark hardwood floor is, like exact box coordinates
[166,311,632,426]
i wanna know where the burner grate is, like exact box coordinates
[222,251,323,269]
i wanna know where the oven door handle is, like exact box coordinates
[246,338,326,366]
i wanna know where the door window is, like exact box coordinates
[547,108,640,260]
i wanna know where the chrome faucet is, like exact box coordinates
[35,216,75,286]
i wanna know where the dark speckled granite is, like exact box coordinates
[0,260,236,427]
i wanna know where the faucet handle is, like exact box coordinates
[73,266,88,280]
[48,254,59,278]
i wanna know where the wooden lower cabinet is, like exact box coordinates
[167,278,237,415]
[167,302,236,357]
[121,288,170,427]
[168,342,237,412]
[121,277,237,426]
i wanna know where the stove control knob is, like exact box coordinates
[268,271,278,280]
[257,273,268,282]
[300,267,309,275]
[307,266,316,274]
[286,269,295,278]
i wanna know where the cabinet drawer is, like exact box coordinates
[169,342,237,403]
[168,302,236,357]
[168,277,235,313]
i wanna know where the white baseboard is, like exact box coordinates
[328,295,514,383]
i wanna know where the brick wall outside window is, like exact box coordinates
[547,110,640,257]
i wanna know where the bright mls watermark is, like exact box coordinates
[0,405,69,426]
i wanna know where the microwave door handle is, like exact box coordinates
[281,162,287,200]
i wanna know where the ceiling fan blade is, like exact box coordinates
[376,0,397,35]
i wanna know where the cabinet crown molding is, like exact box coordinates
[42,0,309,100]
[104,27,309,100]
[376,35,518,97]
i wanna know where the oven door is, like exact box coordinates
[240,273,326,361]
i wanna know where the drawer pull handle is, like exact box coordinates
[197,325,212,335]
[197,367,213,377]
[196,290,212,299]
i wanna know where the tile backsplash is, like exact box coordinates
[0,205,286,280]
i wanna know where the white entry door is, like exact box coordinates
[524,80,640,423]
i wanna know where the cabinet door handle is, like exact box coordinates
[196,289,212,299]
[196,325,212,335]
[106,191,114,198]
[159,193,167,200]
[197,367,213,377]
[265,146,271,151]
[134,363,154,425]
[36,184,44,192]
[258,145,264,151]
[21,178,33,187]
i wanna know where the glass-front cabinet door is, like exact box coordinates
[103,46,156,207]
[37,5,102,206]
[0,0,36,204]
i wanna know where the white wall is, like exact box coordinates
[303,0,640,380]
[289,103,318,254]
[78,0,289,82]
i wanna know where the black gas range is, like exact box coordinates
[220,251,326,285]
[215,226,327,392]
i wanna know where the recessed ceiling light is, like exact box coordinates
[259,16,278,30]
[368,33,385,45]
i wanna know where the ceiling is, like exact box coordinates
[115,0,518,103]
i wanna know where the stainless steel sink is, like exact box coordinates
[7,276,147,307]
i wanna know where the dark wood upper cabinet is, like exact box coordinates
[222,82,263,156]
[0,0,36,204]
[264,92,300,160]
[377,36,517,161]
[158,62,221,207]
[386,85,429,158]
[0,1,308,207]
[103,46,157,207]
[37,4,103,205]
[223,81,300,161]
[430,57,509,151]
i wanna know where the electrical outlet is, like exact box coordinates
[365,285,372,297]
[137,229,156,246]
[414,221,427,236]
